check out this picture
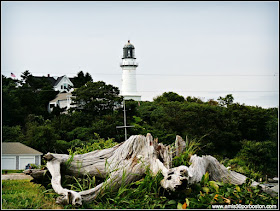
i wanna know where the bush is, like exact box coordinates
[172,136,201,167]
[226,140,278,179]
[177,172,278,209]
[67,133,118,155]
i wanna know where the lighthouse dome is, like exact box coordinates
[123,40,135,49]
[122,40,135,59]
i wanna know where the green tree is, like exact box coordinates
[186,96,204,104]
[72,71,93,88]
[265,107,278,143]
[2,125,25,143]
[217,94,234,107]
[3,71,58,126]
[154,92,185,103]
[71,81,123,116]
[207,99,218,106]
[2,75,23,126]
[233,140,278,177]
[24,116,60,154]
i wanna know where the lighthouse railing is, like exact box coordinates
[120,61,139,66]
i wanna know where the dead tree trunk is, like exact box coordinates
[25,133,278,205]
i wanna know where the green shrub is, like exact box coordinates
[177,172,278,209]
[226,140,278,179]
[173,136,201,167]
[68,133,118,155]
[63,168,178,209]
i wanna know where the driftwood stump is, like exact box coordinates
[25,133,278,205]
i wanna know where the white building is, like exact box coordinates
[2,142,43,170]
[120,40,141,101]
[51,75,74,92]
[37,75,75,113]
[48,92,75,113]
[34,74,74,93]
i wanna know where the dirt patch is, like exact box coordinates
[2,173,33,180]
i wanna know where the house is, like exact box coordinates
[34,74,77,113]
[2,142,43,170]
[48,92,75,113]
[52,75,74,92]
[34,74,74,93]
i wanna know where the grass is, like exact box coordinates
[2,179,62,209]
[62,168,178,209]
[2,171,278,209]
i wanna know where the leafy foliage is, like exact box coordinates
[24,116,60,154]
[68,133,118,155]
[176,173,278,209]
[217,94,234,107]
[71,81,123,116]
[2,72,57,126]
[225,140,278,179]
[173,136,201,167]
[154,91,185,103]
[1,71,278,180]
[71,70,93,88]
[2,125,25,143]
[63,168,179,209]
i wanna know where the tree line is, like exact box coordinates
[2,71,278,177]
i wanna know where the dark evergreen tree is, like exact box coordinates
[72,71,93,88]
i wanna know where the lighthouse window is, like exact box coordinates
[128,50,130,57]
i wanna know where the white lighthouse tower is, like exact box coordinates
[120,40,141,101]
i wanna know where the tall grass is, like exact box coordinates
[72,169,176,209]
[173,136,201,167]
[2,179,62,209]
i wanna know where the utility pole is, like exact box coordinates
[116,100,134,141]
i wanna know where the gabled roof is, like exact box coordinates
[50,92,73,103]
[53,76,75,87]
[2,142,43,155]
[33,75,75,87]
[54,76,64,86]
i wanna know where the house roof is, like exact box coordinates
[2,142,43,155]
[33,75,75,87]
[33,76,57,86]
[50,92,73,103]
[54,76,64,86]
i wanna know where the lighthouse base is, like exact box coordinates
[123,94,141,101]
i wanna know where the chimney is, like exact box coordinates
[48,74,50,77]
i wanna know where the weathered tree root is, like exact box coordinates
[25,133,278,205]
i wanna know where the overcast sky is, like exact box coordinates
[1,1,279,108]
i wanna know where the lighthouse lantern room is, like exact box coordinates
[120,40,141,101]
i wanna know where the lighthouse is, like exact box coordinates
[120,40,141,101]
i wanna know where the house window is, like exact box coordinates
[64,83,68,89]
[61,85,63,89]
[50,104,55,108]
